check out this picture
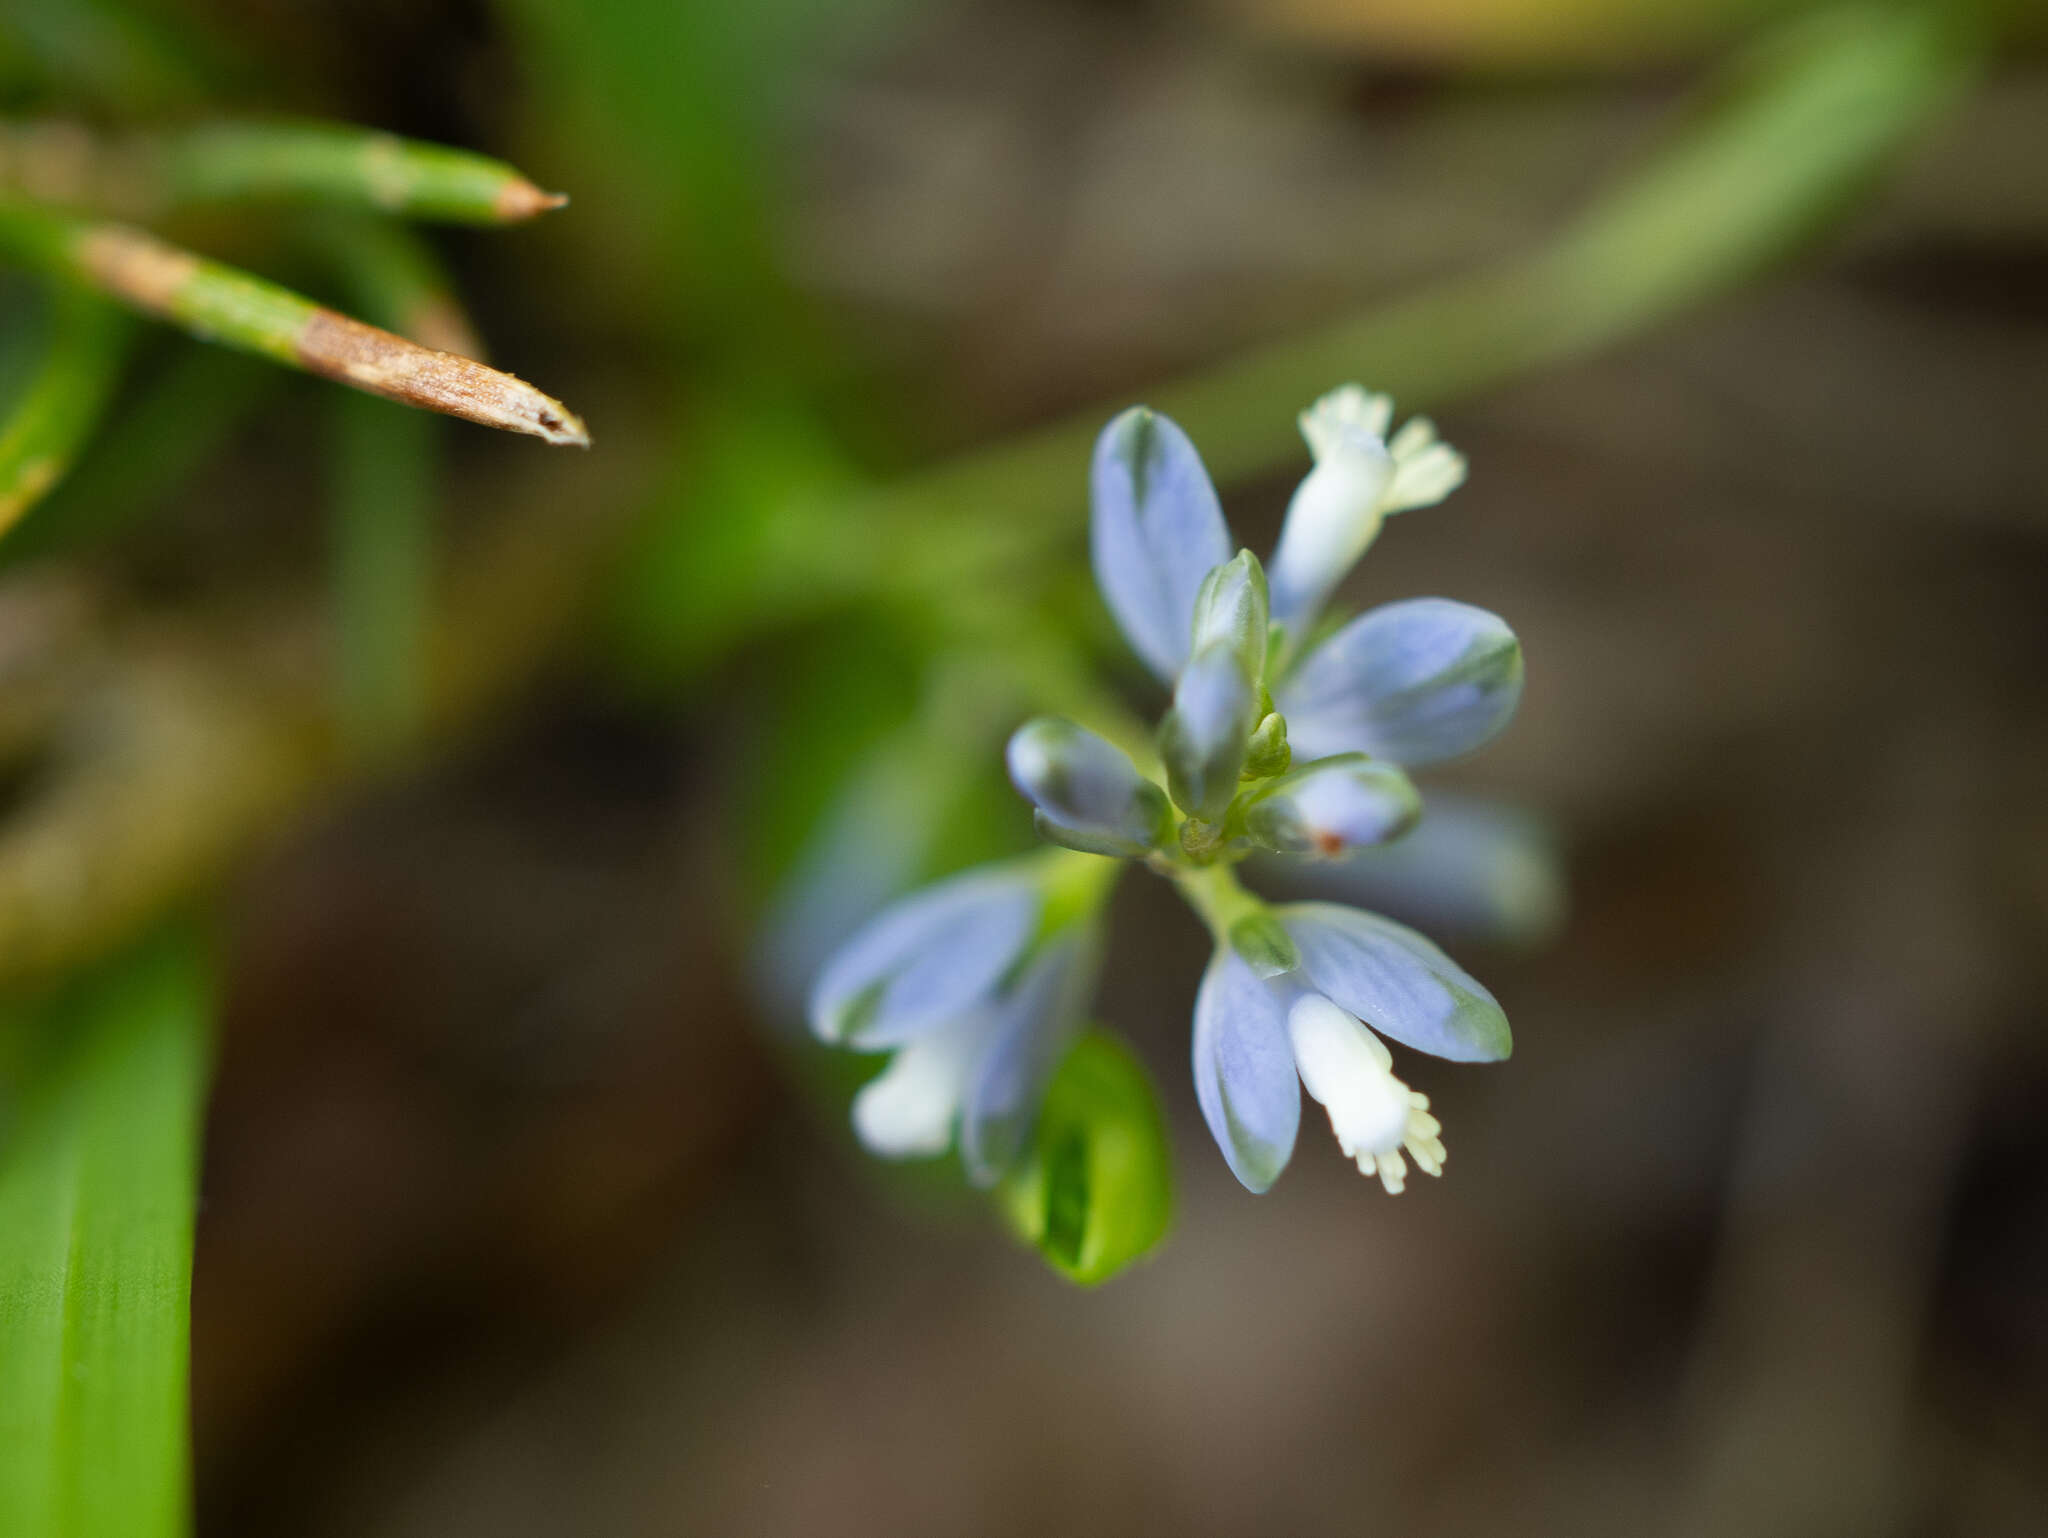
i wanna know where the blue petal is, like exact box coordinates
[1277,902,1511,1062]
[1278,598,1522,767]
[1192,949,1301,1192]
[1241,753,1420,856]
[958,929,1100,1187]
[1160,641,1257,821]
[1007,717,1169,857]
[1090,407,1233,685]
[1256,792,1566,950]
[808,863,1040,1048]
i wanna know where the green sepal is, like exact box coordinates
[997,1030,1172,1286]
[1188,549,1268,685]
[1241,711,1291,780]
[1032,808,1152,861]
[1227,912,1300,979]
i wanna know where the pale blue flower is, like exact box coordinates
[808,853,1107,1186]
[794,384,1529,1222]
[1193,901,1509,1194]
[1087,390,1518,777]
[810,861,1042,1049]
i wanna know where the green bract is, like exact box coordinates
[997,1031,1173,1286]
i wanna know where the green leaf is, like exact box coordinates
[0,928,213,1538]
[0,284,130,544]
[998,1030,1172,1286]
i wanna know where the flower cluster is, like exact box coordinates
[807,385,1522,1207]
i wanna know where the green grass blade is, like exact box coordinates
[0,283,130,542]
[0,929,212,1538]
[331,393,436,753]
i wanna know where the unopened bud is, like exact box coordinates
[1159,641,1257,823]
[1241,754,1420,857]
[1008,717,1172,859]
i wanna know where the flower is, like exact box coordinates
[1006,717,1173,858]
[1267,385,1468,636]
[1088,388,1517,778]
[802,383,1527,1228]
[1192,903,1510,1194]
[1238,753,1422,857]
[808,852,1107,1185]
[1080,386,1523,1193]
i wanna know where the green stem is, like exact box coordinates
[0,282,129,540]
[1170,861,1266,945]
[1035,846,1124,940]
[299,213,485,357]
[0,120,567,225]
[0,199,587,444]
[160,122,566,224]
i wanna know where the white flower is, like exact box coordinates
[1267,385,1469,636]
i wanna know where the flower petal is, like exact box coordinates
[850,1017,985,1159]
[1267,441,1394,634]
[1240,753,1421,857]
[1382,438,1466,513]
[1257,791,1566,950]
[1160,640,1257,821]
[1300,384,1392,455]
[1277,902,1511,1062]
[1192,949,1302,1192]
[1090,407,1233,685]
[1278,597,1522,767]
[1189,549,1270,683]
[808,863,1039,1047]
[1007,717,1170,858]
[959,929,1100,1187]
[1286,995,1411,1158]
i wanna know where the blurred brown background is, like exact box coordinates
[145,2,2048,1534]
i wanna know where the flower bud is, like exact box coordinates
[1007,717,1172,859]
[1267,385,1468,635]
[1242,710,1291,780]
[1188,549,1268,685]
[1159,640,1257,823]
[1240,754,1420,857]
[1267,389,1395,632]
